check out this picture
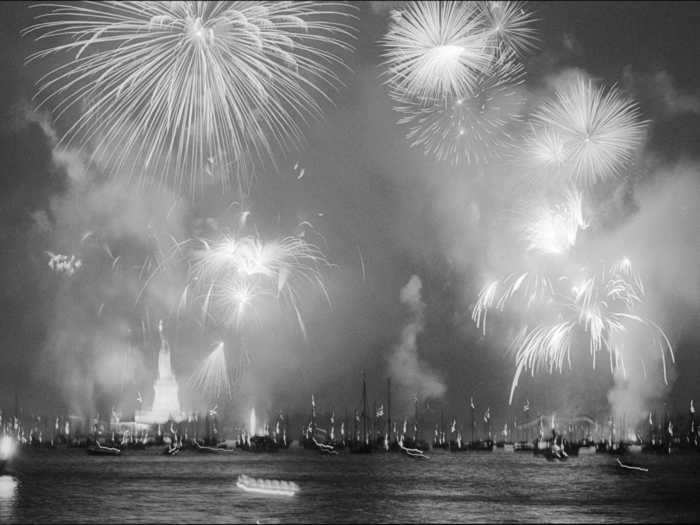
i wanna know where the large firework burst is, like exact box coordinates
[24,1,356,192]
[479,1,539,57]
[380,1,494,101]
[531,74,647,184]
[390,49,526,164]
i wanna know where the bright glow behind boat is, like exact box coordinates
[0,436,15,460]
[250,408,257,437]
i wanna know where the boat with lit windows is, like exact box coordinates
[236,474,299,496]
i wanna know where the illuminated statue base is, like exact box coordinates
[135,379,184,424]
[135,320,185,425]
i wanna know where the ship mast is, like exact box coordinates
[386,377,392,446]
[361,370,368,444]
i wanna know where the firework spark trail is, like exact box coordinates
[472,272,555,334]
[531,74,648,184]
[188,342,231,400]
[391,48,526,164]
[380,1,494,101]
[24,1,357,192]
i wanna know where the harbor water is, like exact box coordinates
[2,448,700,523]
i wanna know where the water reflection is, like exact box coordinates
[0,475,17,522]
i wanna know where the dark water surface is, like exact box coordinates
[1,447,699,523]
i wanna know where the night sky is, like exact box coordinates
[0,1,699,431]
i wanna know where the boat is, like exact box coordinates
[626,443,643,454]
[312,438,338,456]
[514,441,535,452]
[164,443,181,456]
[350,371,373,454]
[616,458,648,472]
[236,474,299,496]
[544,443,568,462]
[87,442,121,456]
[192,440,235,454]
[399,442,430,459]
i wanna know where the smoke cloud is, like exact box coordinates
[388,275,446,413]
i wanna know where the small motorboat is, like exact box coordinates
[87,442,121,456]
[545,444,568,462]
[164,444,181,456]
[236,474,299,496]
[312,438,339,456]
[616,458,648,472]
[399,442,430,460]
[192,441,235,454]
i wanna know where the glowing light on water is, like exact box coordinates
[0,476,17,501]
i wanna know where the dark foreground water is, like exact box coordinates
[2,447,700,523]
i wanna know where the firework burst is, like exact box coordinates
[189,231,330,337]
[188,342,231,400]
[531,74,647,184]
[390,49,526,164]
[497,259,674,403]
[479,1,539,57]
[24,1,356,192]
[380,1,494,101]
